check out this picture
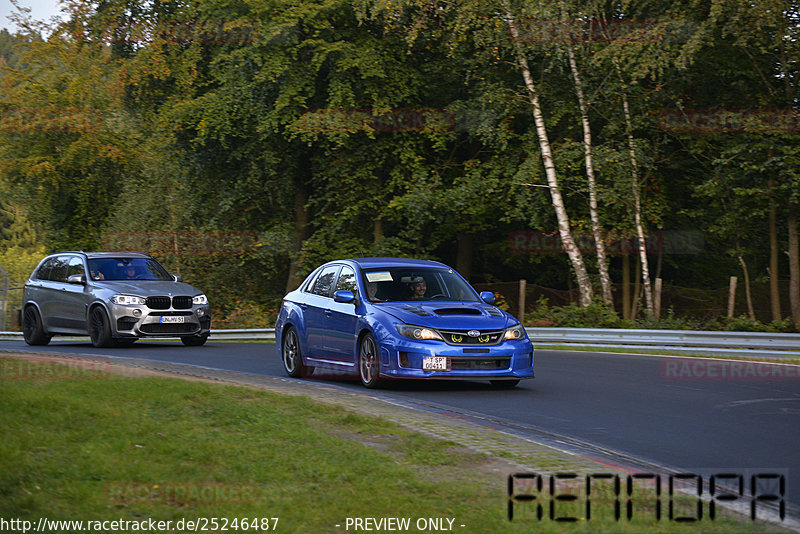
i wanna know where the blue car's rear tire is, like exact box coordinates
[358,333,382,388]
[282,327,308,378]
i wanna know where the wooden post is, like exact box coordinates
[622,254,630,320]
[654,278,662,320]
[518,279,527,322]
[727,276,737,318]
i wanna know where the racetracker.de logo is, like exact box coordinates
[659,110,800,134]
[1,357,111,381]
[661,360,800,381]
[106,482,258,505]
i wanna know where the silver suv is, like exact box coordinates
[22,252,211,347]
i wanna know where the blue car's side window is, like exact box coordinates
[311,265,340,297]
[335,266,357,294]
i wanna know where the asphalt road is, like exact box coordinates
[3,339,799,518]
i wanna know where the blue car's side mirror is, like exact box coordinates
[480,291,496,304]
[333,290,356,303]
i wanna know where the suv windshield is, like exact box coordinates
[87,257,173,281]
[362,267,480,303]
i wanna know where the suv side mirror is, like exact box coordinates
[67,274,86,284]
[172,274,183,282]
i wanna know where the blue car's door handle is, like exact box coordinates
[324,310,333,317]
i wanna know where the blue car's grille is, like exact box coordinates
[451,357,511,370]
[438,329,504,346]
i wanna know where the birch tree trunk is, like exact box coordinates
[504,2,593,306]
[566,42,614,308]
[613,59,654,316]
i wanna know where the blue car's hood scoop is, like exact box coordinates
[380,302,513,330]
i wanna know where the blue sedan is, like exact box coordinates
[274,258,534,388]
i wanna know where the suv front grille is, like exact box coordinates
[146,296,171,309]
[172,296,193,309]
[146,296,193,310]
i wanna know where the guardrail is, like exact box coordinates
[0,328,798,358]
[525,327,800,358]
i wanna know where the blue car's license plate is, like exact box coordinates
[423,356,450,371]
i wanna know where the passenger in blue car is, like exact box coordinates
[408,276,427,299]
[366,281,384,301]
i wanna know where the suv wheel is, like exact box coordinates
[88,307,113,348]
[22,306,51,346]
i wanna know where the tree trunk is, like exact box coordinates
[622,254,630,320]
[788,209,800,330]
[566,41,613,308]
[631,252,641,319]
[456,233,473,282]
[768,179,781,321]
[738,255,756,320]
[373,218,383,243]
[504,3,593,306]
[613,59,654,316]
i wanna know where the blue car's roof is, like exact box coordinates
[348,257,449,269]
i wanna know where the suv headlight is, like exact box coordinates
[504,324,526,341]
[396,325,443,341]
[193,294,208,305]
[112,295,146,306]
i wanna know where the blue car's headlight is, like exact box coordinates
[396,325,444,341]
[504,324,526,341]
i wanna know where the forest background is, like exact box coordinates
[1,0,798,331]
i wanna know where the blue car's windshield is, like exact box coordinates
[87,258,173,281]
[362,267,480,303]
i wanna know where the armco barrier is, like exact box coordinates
[526,327,800,358]
[0,328,798,358]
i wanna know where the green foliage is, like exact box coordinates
[1,0,798,330]
[707,315,798,334]
[525,297,624,328]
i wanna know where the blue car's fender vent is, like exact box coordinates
[399,306,434,316]
[433,308,482,316]
[484,307,504,317]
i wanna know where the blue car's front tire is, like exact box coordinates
[358,333,381,389]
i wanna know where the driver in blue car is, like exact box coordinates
[409,276,427,299]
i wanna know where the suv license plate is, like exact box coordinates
[160,316,185,324]
[423,356,450,371]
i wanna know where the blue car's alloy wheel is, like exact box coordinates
[359,333,381,388]
[283,327,312,378]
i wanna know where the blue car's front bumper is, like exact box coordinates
[375,335,534,380]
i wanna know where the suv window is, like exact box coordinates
[67,256,85,278]
[334,266,357,294]
[34,257,56,281]
[48,256,71,283]
[311,265,340,297]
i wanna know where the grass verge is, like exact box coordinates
[0,355,790,533]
